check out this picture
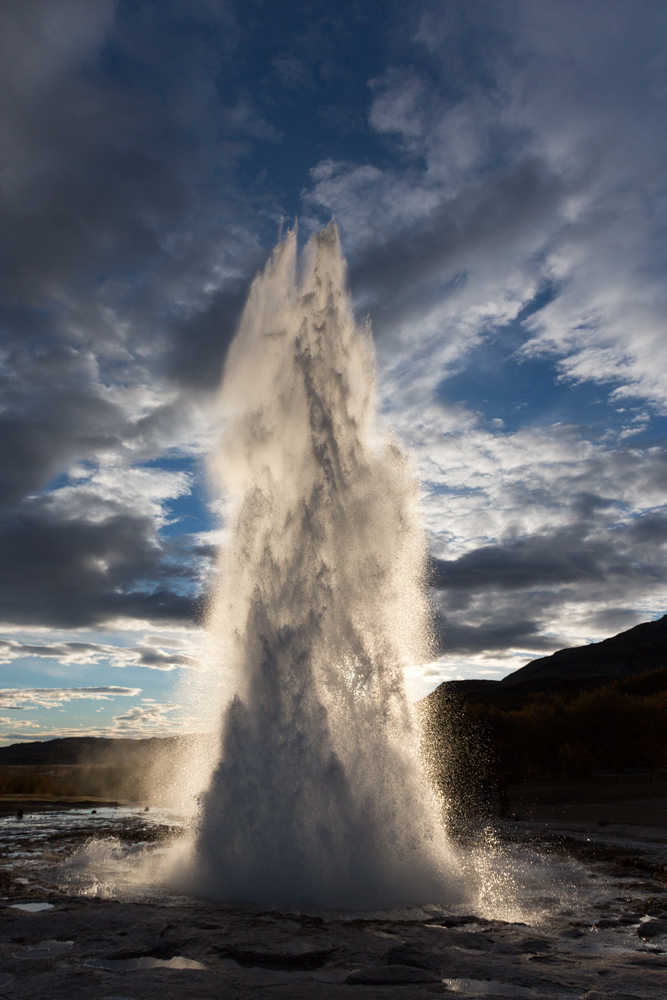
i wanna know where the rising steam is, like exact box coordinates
[174,225,460,908]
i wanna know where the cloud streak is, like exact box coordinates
[0,686,140,710]
[0,639,196,670]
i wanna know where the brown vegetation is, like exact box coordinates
[0,763,152,802]
[472,667,667,781]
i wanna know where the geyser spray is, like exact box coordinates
[176,225,460,908]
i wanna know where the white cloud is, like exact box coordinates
[302,4,667,417]
[41,465,193,525]
[0,638,198,670]
[111,701,177,732]
[0,686,141,709]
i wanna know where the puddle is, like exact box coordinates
[15,939,73,959]
[218,944,333,970]
[9,902,54,913]
[553,920,665,957]
[86,955,205,971]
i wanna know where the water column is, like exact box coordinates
[180,225,459,908]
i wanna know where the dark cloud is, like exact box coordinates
[0,1,267,629]
[0,495,206,628]
[627,514,667,545]
[131,647,195,668]
[0,639,195,669]
[430,515,667,596]
[429,515,667,615]
[427,493,667,658]
[433,617,560,656]
[429,530,604,593]
[350,156,569,337]
[578,606,647,636]
[0,343,125,503]
[167,281,256,390]
[0,2,236,310]
[0,0,266,497]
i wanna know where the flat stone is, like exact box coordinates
[637,919,667,938]
[346,963,442,985]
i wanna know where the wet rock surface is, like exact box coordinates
[0,808,665,998]
[385,943,444,971]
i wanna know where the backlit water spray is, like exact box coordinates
[173,225,461,908]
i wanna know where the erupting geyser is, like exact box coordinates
[179,225,459,908]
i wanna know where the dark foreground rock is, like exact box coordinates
[0,888,665,999]
[0,809,666,999]
[637,919,667,939]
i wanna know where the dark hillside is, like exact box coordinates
[0,735,211,804]
[421,616,667,797]
[0,736,183,767]
[499,614,667,692]
[425,614,667,711]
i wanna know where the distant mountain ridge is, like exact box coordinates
[500,614,667,688]
[427,614,667,706]
[0,734,194,766]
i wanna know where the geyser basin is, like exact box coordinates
[173,225,460,908]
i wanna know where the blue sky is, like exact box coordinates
[1,0,667,740]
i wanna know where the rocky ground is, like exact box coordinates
[0,807,665,999]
